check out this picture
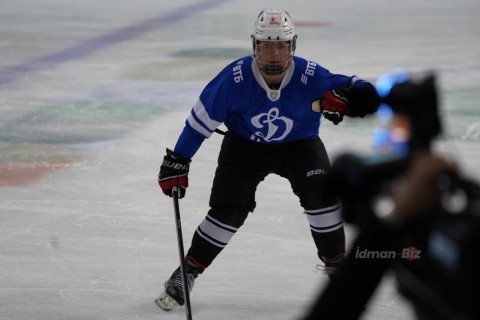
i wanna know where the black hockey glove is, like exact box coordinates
[158,148,191,199]
[320,89,350,125]
[346,85,380,118]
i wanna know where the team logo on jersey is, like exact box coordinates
[251,107,293,142]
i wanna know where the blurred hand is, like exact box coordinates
[393,151,457,219]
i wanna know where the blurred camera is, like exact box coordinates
[329,70,442,225]
[329,70,480,319]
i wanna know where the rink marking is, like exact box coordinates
[0,0,232,88]
[0,162,72,187]
[295,21,331,28]
[462,122,480,140]
[0,143,85,187]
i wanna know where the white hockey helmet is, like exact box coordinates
[252,9,297,75]
[252,9,296,42]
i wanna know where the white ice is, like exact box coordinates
[1,0,479,319]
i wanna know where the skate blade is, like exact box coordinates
[155,291,179,311]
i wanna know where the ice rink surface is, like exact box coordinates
[1,0,479,319]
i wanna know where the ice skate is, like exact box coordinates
[316,253,345,279]
[155,258,204,311]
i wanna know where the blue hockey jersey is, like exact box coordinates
[174,55,373,159]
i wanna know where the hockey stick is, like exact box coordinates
[172,187,193,320]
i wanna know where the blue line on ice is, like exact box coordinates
[0,0,232,88]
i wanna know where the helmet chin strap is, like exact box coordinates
[261,65,286,76]
[260,57,294,76]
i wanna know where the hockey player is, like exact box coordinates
[156,9,379,311]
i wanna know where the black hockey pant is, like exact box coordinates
[186,134,345,269]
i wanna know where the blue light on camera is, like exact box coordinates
[377,103,394,123]
[376,68,409,98]
[372,103,409,157]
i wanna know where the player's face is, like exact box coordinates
[255,40,293,75]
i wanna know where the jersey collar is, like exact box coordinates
[251,58,295,102]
